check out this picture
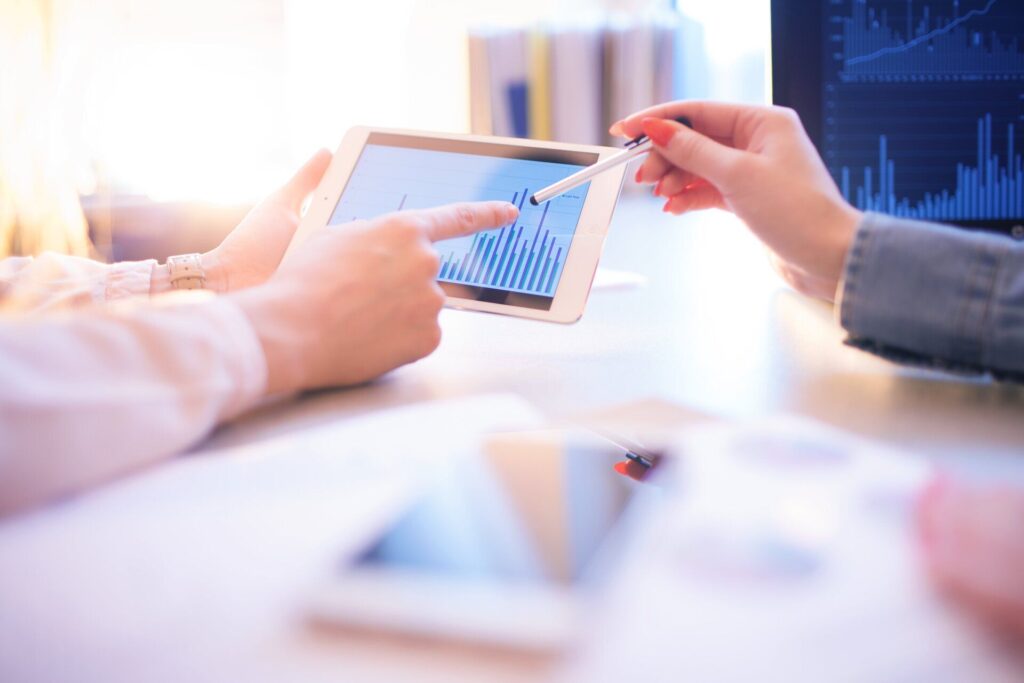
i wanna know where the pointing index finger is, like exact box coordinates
[414,201,519,242]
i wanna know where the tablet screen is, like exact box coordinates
[328,134,599,310]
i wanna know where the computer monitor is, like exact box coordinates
[771,0,1024,234]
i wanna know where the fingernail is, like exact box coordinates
[642,117,679,147]
[635,166,644,184]
[654,178,665,197]
[609,121,624,137]
[506,204,519,221]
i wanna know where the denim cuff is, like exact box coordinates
[839,213,1023,381]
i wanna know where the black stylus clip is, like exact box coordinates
[624,116,693,149]
[624,449,656,469]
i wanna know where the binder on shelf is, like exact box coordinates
[603,17,656,146]
[468,31,493,136]
[549,23,604,146]
[528,29,552,141]
[479,29,530,139]
[467,13,707,147]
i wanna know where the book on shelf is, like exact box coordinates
[467,13,707,147]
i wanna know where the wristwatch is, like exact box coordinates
[166,253,206,290]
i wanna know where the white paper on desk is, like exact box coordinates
[564,417,1024,683]
[0,394,544,683]
[591,267,648,291]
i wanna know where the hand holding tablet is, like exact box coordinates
[237,201,516,393]
[286,128,626,323]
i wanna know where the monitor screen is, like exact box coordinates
[774,0,1024,231]
[329,134,598,310]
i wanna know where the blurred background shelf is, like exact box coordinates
[2,0,771,261]
[467,12,709,146]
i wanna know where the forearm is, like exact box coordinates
[0,296,266,514]
[839,213,1024,380]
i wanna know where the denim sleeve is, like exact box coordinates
[839,213,1024,382]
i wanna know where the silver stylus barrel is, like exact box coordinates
[530,140,653,205]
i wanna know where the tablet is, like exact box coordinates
[286,127,626,323]
[308,429,667,651]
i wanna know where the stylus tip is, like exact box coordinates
[529,196,539,206]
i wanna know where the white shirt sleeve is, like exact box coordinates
[0,256,268,514]
[0,252,157,313]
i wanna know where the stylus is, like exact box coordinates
[587,428,661,469]
[529,117,692,206]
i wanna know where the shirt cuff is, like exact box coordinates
[839,212,1023,381]
[104,259,157,302]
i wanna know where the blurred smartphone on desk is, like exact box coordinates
[307,429,670,653]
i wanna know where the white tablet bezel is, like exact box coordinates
[285,127,626,324]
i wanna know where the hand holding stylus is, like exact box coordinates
[611,101,863,302]
[529,117,692,205]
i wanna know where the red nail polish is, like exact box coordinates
[654,179,665,197]
[635,166,644,183]
[642,118,679,147]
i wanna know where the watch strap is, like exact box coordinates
[166,253,206,290]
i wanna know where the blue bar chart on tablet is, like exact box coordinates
[329,143,591,298]
[438,200,566,295]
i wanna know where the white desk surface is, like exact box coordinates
[2,197,1023,682]
[209,196,1024,461]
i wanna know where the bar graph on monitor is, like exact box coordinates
[821,0,1024,226]
[840,114,1023,220]
[838,0,1021,81]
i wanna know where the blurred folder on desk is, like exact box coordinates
[468,12,707,146]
